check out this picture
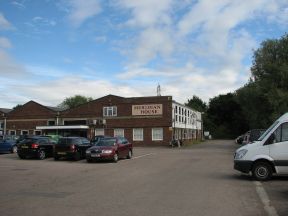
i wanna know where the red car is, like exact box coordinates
[85,137,132,163]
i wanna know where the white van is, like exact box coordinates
[234,113,288,181]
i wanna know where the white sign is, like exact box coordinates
[132,104,163,116]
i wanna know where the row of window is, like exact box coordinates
[95,128,163,141]
[7,128,164,141]
[8,130,42,136]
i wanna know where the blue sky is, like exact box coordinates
[0,0,287,108]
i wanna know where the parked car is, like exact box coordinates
[17,136,55,159]
[235,134,244,145]
[86,136,133,163]
[90,135,110,145]
[54,137,92,161]
[0,137,17,153]
[242,129,266,145]
[234,113,288,181]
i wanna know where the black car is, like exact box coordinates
[54,137,92,161]
[17,136,55,159]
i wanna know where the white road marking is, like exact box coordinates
[254,181,279,216]
[132,153,156,160]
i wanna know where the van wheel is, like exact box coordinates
[38,150,46,160]
[252,162,272,181]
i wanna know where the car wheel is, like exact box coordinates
[113,153,118,163]
[54,156,59,161]
[252,162,273,181]
[18,154,25,159]
[127,150,132,159]
[11,146,17,153]
[74,152,81,161]
[38,150,46,160]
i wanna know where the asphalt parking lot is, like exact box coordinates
[0,140,288,216]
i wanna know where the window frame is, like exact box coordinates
[114,128,124,137]
[152,128,163,141]
[103,106,117,117]
[133,128,144,141]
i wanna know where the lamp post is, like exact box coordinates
[2,113,7,136]
[201,112,204,141]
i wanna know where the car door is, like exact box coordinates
[115,137,125,158]
[0,139,11,152]
[119,137,129,158]
[269,122,288,174]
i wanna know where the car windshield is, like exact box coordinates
[20,138,38,144]
[58,138,79,145]
[96,138,116,146]
[258,121,279,141]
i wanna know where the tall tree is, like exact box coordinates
[250,33,288,120]
[206,93,248,138]
[185,95,207,112]
[58,95,93,109]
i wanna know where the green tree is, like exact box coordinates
[206,93,248,138]
[185,95,207,112]
[58,95,93,109]
[249,33,288,121]
[13,104,22,110]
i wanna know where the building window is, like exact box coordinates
[21,130,29,135]
[103,106,117,117]
[133,128,143,141]
[152,128,163,141]
[114,129,124,137]
[95,129,104,136]
[34,130,42,135]
[48,120,55,126]
[175,106,178,113]
[9,130,16,136]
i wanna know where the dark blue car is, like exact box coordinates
[0,137,17,154]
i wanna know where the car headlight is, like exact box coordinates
[235,149,248,160]
[86,150,91,154]
[102,150,113,154]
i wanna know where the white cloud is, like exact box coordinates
[66,0,102,27]
[0,13,13,30]
[0,50,28,77]
[117,0,173,27]
[0,37,12,48]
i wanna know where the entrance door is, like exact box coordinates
[269,122,288,174]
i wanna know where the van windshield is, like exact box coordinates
[258,121,279,141]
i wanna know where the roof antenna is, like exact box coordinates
[157,83,161,96]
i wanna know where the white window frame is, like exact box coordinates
[152,128,163,141]
[95,129,104,136]
[9,130,16,136]
[103,106,117,117]
[114,129,124,137]
[133,128,143,141]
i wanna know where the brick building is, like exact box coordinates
[1,95,202,146]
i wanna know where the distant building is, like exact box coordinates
[1,95,202,145]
